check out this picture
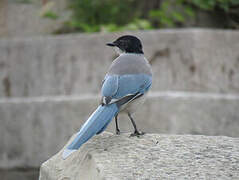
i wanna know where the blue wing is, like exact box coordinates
[101,74,152,101]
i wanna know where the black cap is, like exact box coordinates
[106,35,143,54]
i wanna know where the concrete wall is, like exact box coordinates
[0,0,69,38]
[0,168,39,180]
[0,29,239,170]
[0,29,239,98]
[0,0,7,37]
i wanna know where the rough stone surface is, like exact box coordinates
[39,132,239,180]
[1,92,239,168]
[0,29,239,98]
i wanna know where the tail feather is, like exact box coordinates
[62,103,118,159]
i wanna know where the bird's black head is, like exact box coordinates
[106,35,144,54]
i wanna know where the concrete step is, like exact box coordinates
[1,29,239,98]
[0,91,239,168]
[39,132,239,180]
[0,168,39,180]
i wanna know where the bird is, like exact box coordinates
[62,35,152,159]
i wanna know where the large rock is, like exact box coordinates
[1,92,239,169]
[39,132,239,180]
[0,29,239,98]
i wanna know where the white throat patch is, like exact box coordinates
[114,47,125,55]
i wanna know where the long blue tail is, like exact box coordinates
[62,103,119,159]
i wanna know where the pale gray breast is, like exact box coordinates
[107,54,152,75]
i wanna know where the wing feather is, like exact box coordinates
[101,74,152,106]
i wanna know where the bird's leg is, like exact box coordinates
[127,113,145,137]
[115,115,120,135]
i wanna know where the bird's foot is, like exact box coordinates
[116,129,121,135]
[130,130,145,137]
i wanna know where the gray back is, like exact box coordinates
[107,54,152,76]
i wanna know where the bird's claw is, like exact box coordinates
[130,131,145,137]
[116,129,121,135]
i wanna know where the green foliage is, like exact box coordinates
[189,0,239,28]
[149,1,195,27]
[42,11,59,20]
[14,0,32,3]
[190,0,239,11]
[100,19,153,32]
[149,0,239,28]
[66,0,152,32]
[54,0,239,33]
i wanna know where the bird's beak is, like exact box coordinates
[106,42,116,47]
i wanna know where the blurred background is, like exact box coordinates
[1,0,239,36]
[0,0,239,179]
